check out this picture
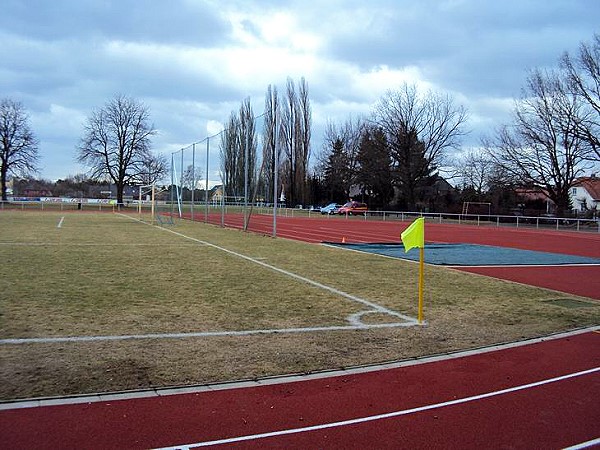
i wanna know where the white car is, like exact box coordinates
[320,203,341,214]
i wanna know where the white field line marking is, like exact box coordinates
[1,327,595,410]
[57,216,65,228]
[563,437,600,449]
[0,214,419,346]
[0,321,416,345]
[156,366,600,450]
[0,242,202,247]
[118,213,418,324]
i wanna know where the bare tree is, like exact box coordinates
[136,152,168,186]
[279,77,312,205]
[373,83,467,209]
[219,98,258,202]
[452,150,495,197]
[0,99,39,201]
[238,97,258,201]
[484,70,591,215]
[263,84,280,202]
[297,78,311,204]
[180,164,199,191]
[77,95,156,205]
[561,34,600,162]
[220,111,241,198]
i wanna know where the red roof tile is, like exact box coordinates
[574,177,600,200]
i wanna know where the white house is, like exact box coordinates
[570,176,600,214]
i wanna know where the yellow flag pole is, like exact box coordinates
[400,217,425,324]
[418,246,424,324]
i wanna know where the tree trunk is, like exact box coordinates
[116,182,125,206]
[0,164,7,201]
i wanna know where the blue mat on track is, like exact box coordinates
[326,242,600,266]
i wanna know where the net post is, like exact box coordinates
[151,184,155,225]
[418,247,424,324]
[205,137,210,224]
[138,185,142,220]
[191,143,196,222]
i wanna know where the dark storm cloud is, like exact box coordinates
[0,0,231,46]
[324,0,599,96]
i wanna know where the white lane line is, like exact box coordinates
[0,243,200,247]
[563,437,600,449]
[0,321,416,345]
[155,366,600,450]
[118,213,418,325]
[57,216,65,228]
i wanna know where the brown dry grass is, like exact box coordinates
[0,210,598,400]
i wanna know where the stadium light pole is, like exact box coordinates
[180,148,184,218]
[170,152,174,218]
[244,127,249,231]
[205,137,209,223]
[191,143,195,222]
[272,114,278,237]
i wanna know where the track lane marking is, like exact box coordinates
[563,437,600,449]
[155,366,600,449]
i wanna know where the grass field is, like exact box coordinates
[1,210,598,400]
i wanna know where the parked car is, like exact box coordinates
[338,201,368,215]
[320,202,341,215]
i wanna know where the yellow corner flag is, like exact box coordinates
[401,217,424,253]
[400,217,426,324]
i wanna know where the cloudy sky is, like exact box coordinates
[2,0,598,182]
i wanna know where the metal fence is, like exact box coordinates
[3,200,598,233]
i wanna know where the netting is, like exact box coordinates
[169,112,286,234]
[137,184,173,226]
[462,202,491,216]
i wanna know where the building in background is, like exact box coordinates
[570,176,600,216]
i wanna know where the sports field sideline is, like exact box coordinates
[0,210,598,400]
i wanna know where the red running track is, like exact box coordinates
[203,213,600,299]
[1,330,598,449]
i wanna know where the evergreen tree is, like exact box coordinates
[356,126,394,209]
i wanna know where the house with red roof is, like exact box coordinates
[570,175,600,214]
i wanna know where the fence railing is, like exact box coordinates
[319,209,600,233]
[3,200,599,233]
[0,200,117,212]
[167,202,600,234]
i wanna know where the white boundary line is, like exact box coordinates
[563,437,600,449]
[0,215,419,346]
[0,242,202,247]
[1,326,596,410]
[119,213,418,321]
[57,216,65,228]
[0,321,417,345]
[140,218,415,321]
[155,366,600,449]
